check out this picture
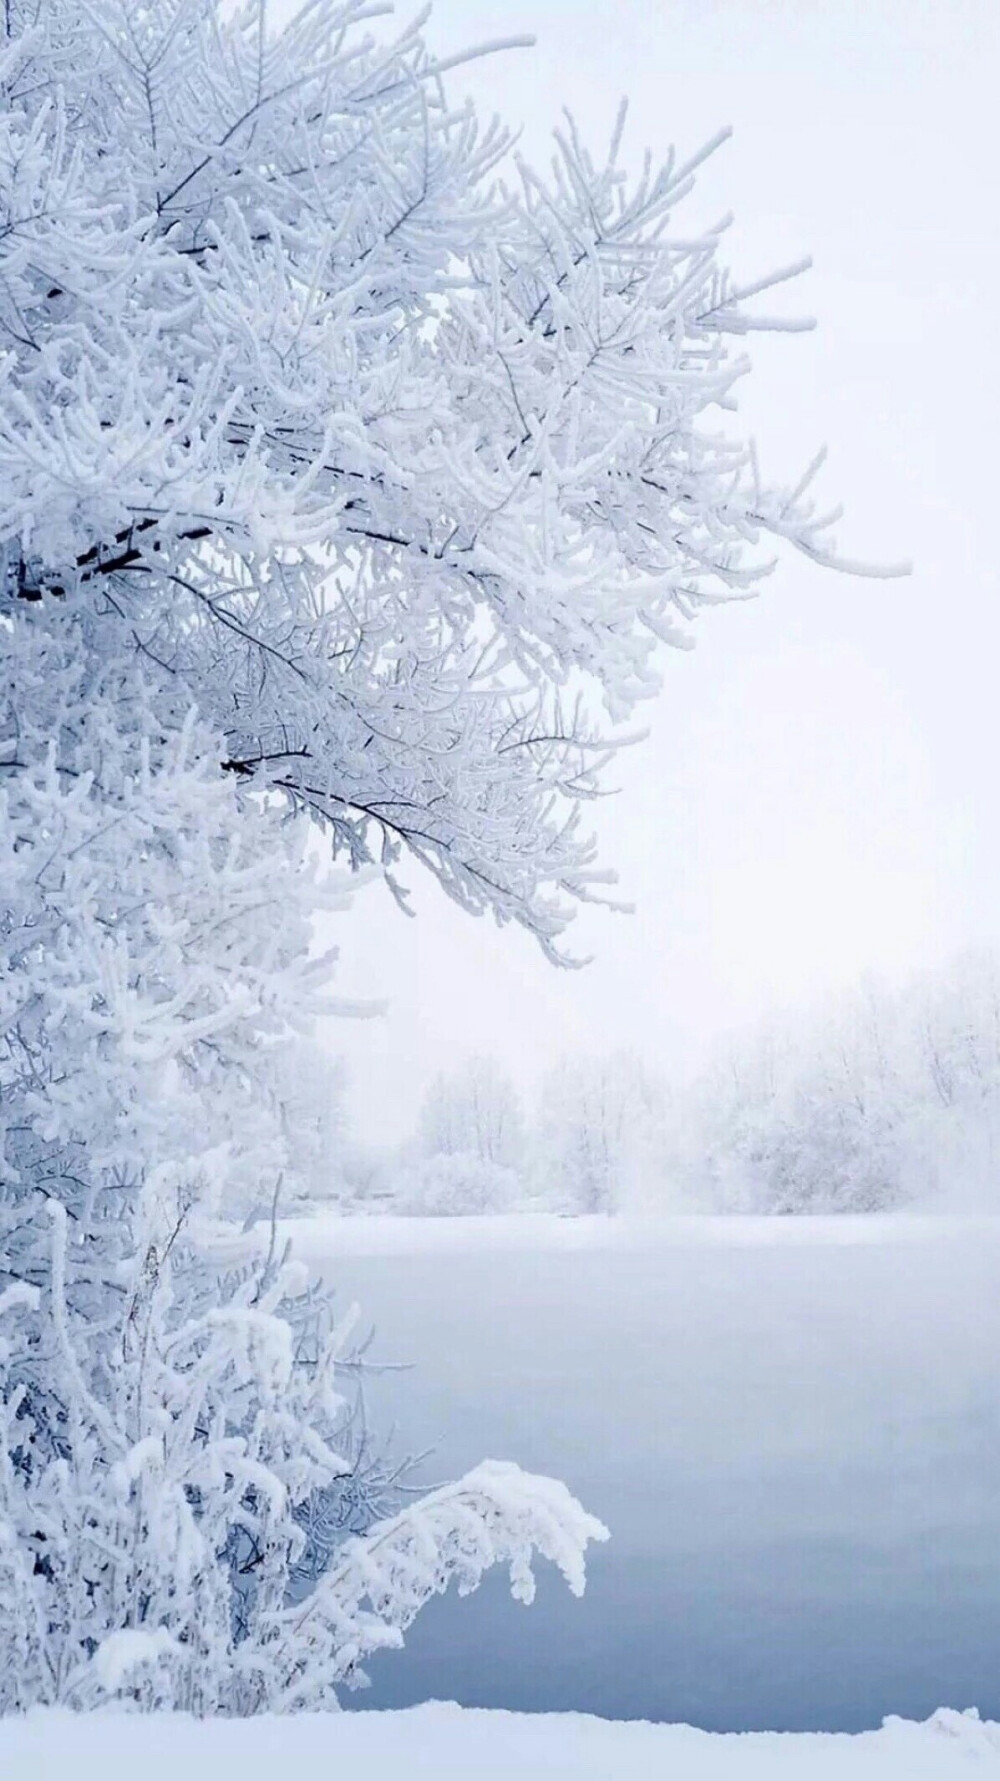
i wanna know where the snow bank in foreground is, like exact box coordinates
[4,1704,999,1778]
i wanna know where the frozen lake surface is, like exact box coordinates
[284,1214,1000,1732]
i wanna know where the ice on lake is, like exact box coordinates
[286,1214,1000,1732]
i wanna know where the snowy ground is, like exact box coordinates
[277,1212,1000,1731]
[6,1703,1000,1778]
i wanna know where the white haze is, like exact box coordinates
[300,0,1000,1141]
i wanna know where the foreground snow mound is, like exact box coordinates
[4,1704,999,1778]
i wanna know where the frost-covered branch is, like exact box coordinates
[0,0,899,951]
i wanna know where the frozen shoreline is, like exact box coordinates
[279,1208,1000,1256]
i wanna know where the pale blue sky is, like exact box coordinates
[281,0,1000,1137]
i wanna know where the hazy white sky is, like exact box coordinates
[300,0,1000,1139]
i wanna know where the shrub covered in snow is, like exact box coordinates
[394,1152,526,1217]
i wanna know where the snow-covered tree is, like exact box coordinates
[535,1051,668,1212]
[688,987,908,1213]
[0,611,607,1711]
[897,950,1000,1207]
[0,0,895,1712]
[270,1041,348,1205]
[399,1057,527,1212]
[0,0,897,959]
[419,1057,525,1169]
[685,955,1000,1213]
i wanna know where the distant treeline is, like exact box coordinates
[331,949,1000,1215]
